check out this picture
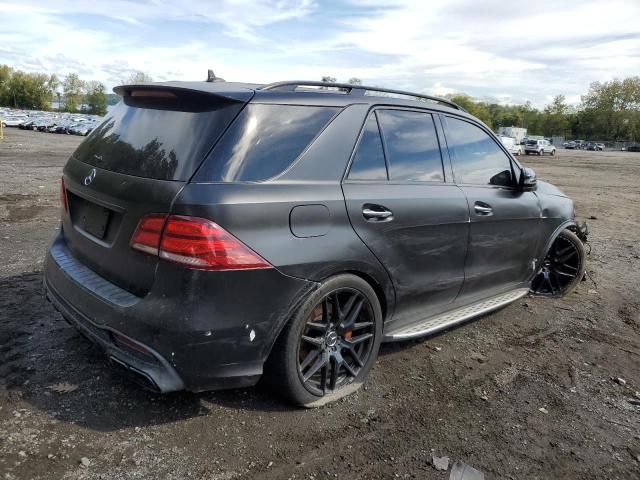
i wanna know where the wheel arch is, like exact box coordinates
[340,269,390,323]
[261,268,394,364]
[539,219,578,264]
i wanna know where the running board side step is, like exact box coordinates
[383,288,530,342]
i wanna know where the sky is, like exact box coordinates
[1,0,639,107]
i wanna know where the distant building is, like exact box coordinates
[497,126,527,143]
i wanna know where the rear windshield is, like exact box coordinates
[195,104,340,182]
[73,96,244,181]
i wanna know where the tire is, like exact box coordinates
[265,274,383,407]
[551,149,556,156]
[531,229,586,297]
[538,150,543,156]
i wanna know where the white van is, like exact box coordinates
[499,136,522,156]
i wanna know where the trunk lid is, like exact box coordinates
[60,84,252,295]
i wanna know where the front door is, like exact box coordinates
[440,115,542,301]
[343,109,469,329]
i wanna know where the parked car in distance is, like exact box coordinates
[565,141,577,149]
[1,115,27,127]
[1,107,104,136]
[43,79,588,406]
[30,119,51,131]
[69,122,96,136]
[585,142,605,151]
[499,135,522,155]
[525,139,556,156]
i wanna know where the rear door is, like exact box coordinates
[440,115,542,301]
[342,108,469,328]
[60,87,249,296]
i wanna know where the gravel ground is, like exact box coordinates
[1,128,639,480]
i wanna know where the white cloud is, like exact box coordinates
[0,0,639,106]
[329,0,640,105]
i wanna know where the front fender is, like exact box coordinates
[540,219,578,262]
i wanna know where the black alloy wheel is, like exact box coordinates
[266,274,382,406]
[297,289,376,396]
[531,229,586,296]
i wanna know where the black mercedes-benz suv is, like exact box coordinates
[44,80,587,406]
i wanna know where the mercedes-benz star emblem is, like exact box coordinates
[326,331,338,348]
[84,168,97,186]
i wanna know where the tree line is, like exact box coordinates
[0,66,155,116]
[2,64,638,141]
[323,76,640,142]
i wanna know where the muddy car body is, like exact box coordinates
[44,80,587,405]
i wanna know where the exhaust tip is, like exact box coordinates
[109,356,161,393]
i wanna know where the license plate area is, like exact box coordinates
[68,192,112,240]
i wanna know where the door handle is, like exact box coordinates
[474,202,493,216]
[362,205,393,221]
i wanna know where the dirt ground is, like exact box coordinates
[1,128,639,480]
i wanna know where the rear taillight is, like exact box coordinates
[130,214,167,255]
[60,177,68,214]
[130,214,271,271]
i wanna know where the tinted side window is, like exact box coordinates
[197,104,339,182]
[348,115,387,180]
[445,117,514,186]
[377,110,444,182]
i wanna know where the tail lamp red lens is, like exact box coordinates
[130,214,271,271]
[60,177,68,213]
[130,214,166,255]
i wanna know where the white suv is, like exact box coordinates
[525,139,556,156]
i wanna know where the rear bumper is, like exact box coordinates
[44,233,318,392]
[45,276,184,392]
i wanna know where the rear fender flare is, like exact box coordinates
[258,279,319,362]
[260,266,395,362]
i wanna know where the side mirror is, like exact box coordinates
[519,167,537,191]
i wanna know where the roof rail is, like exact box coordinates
[260,81,464,111]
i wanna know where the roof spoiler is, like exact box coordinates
[113,82,253,104]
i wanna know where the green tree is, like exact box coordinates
[29,73,54,109]
[0,64,12,106]
[321,75,337,83]
[63,73,85,112]
[47,74,60,95]
[542,95,570,137]
[3,71,52,109]
[580,77,640,141]
[84,80,108,115]
[348,77,362,85]
[446,94,494,127]
[47,74,60,108]
[126,71,154,84]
